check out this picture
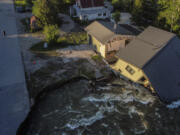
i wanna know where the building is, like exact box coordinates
[112,26,180,102]
[85,21,140,60]
[70,0,112,21]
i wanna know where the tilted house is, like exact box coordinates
[70,0,112,20]
[85,21,140,59]
[113,26,180,102]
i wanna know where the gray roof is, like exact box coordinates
[85,21,115,44]
[116,26,175,68]
[85,21,139,44]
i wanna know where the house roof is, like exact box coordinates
[85,21,139,44]
[143,36,180,102]
[116,26,175,68]
[78,0,104,8]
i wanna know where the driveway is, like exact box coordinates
[0,0,29,135]
[59,13,75,34]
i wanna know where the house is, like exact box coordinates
[70,0,112,21]
[112,26,180,102]
[85,21,140,60]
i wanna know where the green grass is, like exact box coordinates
[91,54,102,62]
[30,32,88,52]
[15,0,26,7]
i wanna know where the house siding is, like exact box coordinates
[91,35,107,57]
[112,58,146,82]
[143,37,180,102]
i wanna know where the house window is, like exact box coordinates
[103,13,106,16]
[98,13,102,16]
[125,65,135,75]
[139,76,146,82]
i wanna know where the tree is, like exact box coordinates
[132,0,158,26]
[25,0,33,6]
[32,0,59,28]
[112,11,121,24]
[132,0,143,24]
[111,0,134,11]
[112,0,122,9]
[43,25,59,43]
[158,0,180,32]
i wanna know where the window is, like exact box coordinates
[125,65,135,75]
[139,76,146,82]
[103,13,106,16]
[98,13,102,16]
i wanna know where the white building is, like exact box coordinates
[70,0,113,21]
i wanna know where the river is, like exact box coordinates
[17,79,180,135]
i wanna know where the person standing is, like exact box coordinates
[2,30,6,36]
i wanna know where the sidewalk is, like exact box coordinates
[0,0,29,135]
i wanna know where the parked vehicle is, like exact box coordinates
[16,6,25,13]
[25,6,32,12]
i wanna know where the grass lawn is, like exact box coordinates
[30,32,88,52]
[91,54,102,62]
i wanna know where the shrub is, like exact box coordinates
[32,0,59,28]
[43,25,59,43]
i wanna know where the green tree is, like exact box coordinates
[43,25,59,43]
[32,0,59,28]
[25,0,33,6]
[158,0,180,32]
[112,0,122,9]
[112,11,121,24]
[132,0,142,24]
[132,0,158,26]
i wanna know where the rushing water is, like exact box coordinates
[18,79,180,135]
